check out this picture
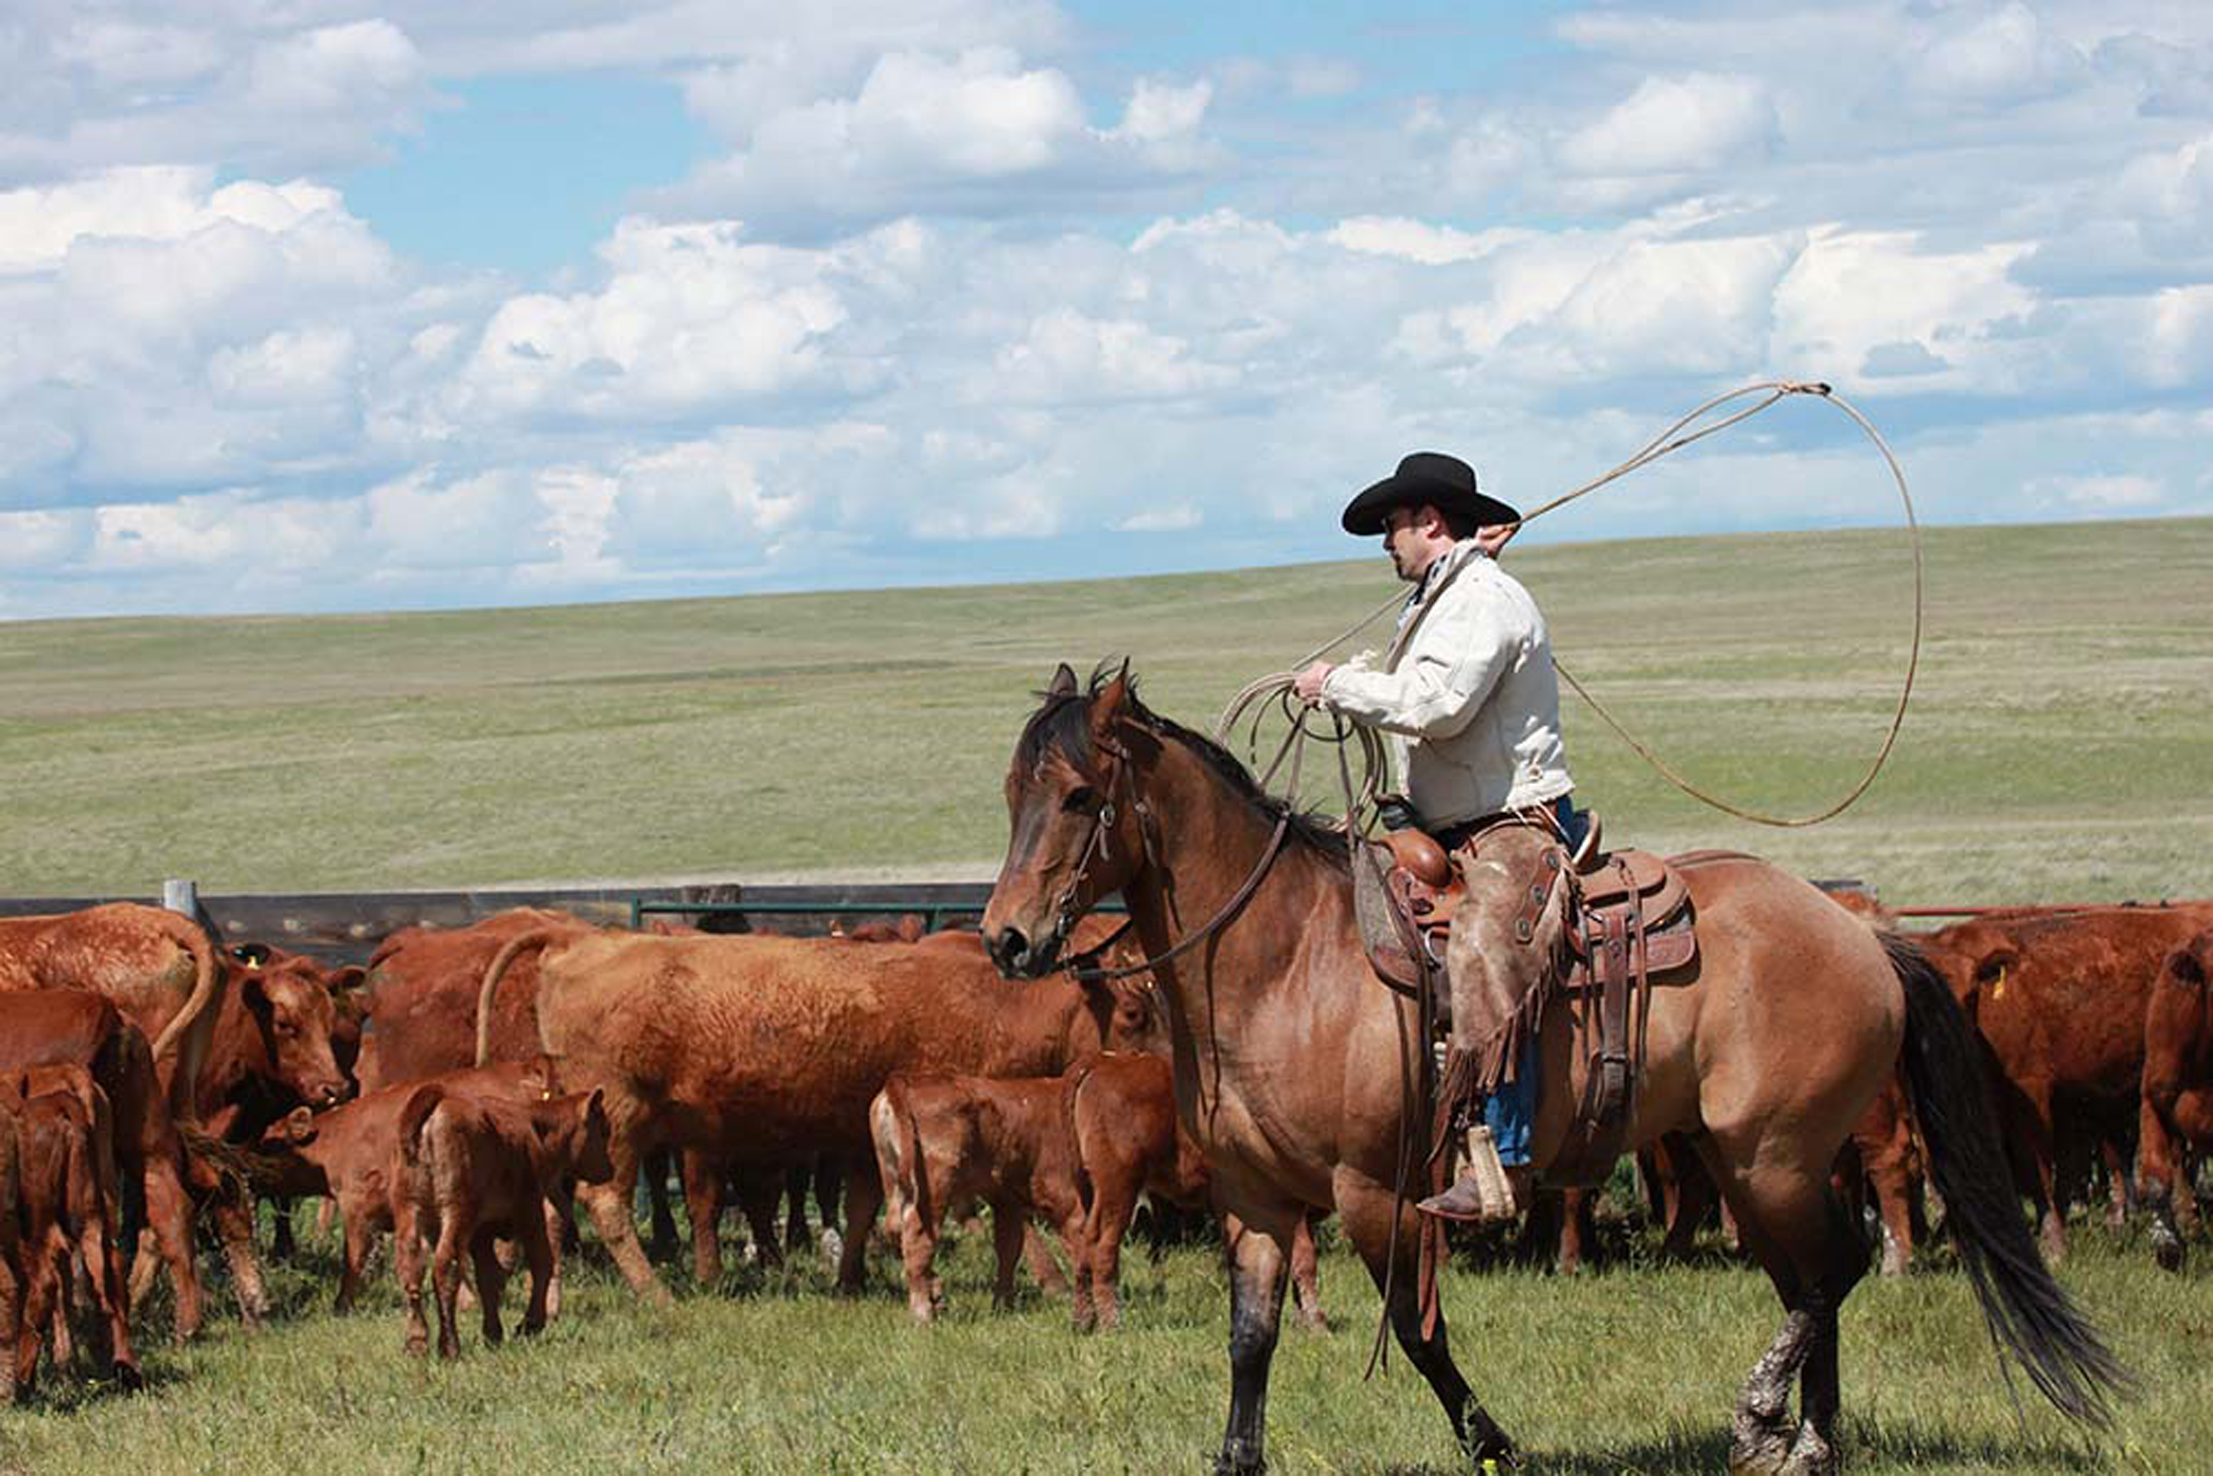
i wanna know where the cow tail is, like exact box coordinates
[398,1083,445,1159]
[149,913,223,1121]
[869,1087,907,1223]
[1884,931,2132,1428]
[879,1077,931,1239]
[1062,1057,1101,1218]
[475,929,557,1066]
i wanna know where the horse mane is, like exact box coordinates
[1017,664,1351,870]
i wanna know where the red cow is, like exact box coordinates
[0,993,205,1344]
[0,903,225,1122]
[357,908,591,1092]
[253,1059,565,1312]
[2140,928,2213,1270]
[478,916,1156,1303]
[2,1065,139,1398]
[1920,901,2213,1261]
[391,1082,614,1358]
[148,942,354,1328]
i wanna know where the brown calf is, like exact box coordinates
[874,1057,1322,1331]
[0,992,205,1344]
[255,1060,564,1312]
[872,1071,1084,1323]
[2,1066,139,1397]
[391,1083,614,1358]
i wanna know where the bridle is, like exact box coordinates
[1040,718,1291,984]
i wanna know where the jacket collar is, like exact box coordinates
[1384,538,1485,670]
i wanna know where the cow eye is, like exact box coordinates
[1064,785,1100,814]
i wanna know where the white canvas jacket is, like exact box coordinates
[1320,538,1573,827]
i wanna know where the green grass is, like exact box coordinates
[2,518,2210,905]
[1,1210,2196,1475]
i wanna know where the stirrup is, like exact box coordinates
[1417,1127,1523,1222]
[1464,1125,1519,1216]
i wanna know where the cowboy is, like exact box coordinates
[1291,451,1586,1221]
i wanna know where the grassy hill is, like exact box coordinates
[3,518,2209,907]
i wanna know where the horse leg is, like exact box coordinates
[1214,1211,1291,1476]
[1694,1137,1867,1476]
[1334,1170,1513,1466]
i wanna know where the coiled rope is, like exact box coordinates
[1218,380,1923,829]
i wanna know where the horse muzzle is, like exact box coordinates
[984,923,1063,980]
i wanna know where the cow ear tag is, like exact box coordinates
[1990,963,2005,1000]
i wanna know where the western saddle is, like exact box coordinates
[1352,814,1700,1186]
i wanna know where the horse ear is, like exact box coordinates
[1047,663,1079,697]
[1091,660,1132,739]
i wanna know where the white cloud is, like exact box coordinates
[653,48,1219,234]
[1904,2,2087,110]
[993,308,1235,403]
[1116,504,1200,533]
[449,219,849,422]
[1556,72,1778,178]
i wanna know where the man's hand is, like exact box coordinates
[1475,521,1520,558]
[1291,661,1336,705]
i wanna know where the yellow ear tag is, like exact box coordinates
[245,958,261,972]
[1990,963,2005,1001]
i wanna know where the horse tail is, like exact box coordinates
[1884,930,2132,1428]
[475,929,558,1066]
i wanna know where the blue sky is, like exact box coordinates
[2,2,2209,618]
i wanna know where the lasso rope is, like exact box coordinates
[1219,379,1923,829]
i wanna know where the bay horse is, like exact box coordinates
[981,665,2124,1476]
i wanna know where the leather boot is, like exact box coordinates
[1417,1126,1530,1222]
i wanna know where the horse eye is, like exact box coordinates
[1064,785,1100,814]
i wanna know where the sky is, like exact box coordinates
[2,1,2210,619]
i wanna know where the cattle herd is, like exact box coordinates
[0,886,2205,1409]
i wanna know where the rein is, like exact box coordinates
[1059,726,1295,984]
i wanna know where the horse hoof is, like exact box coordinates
[1728,1426,1791,1476]
[2150,1223,2185,1273]
[1462,1410,1518,1468]
[1781,1423,1840,1476]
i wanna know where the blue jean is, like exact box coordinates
[1482,795,1588,1167]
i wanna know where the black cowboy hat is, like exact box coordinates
[1340,451,1520,536]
